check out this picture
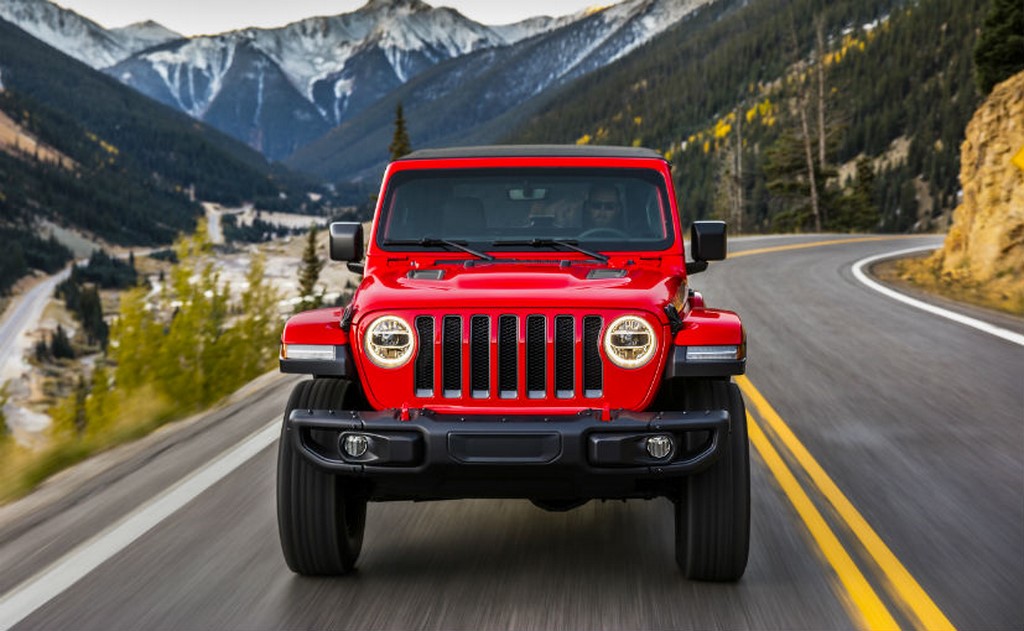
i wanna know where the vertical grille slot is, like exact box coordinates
[470,315,489,398]
[583,315,603,397]
[526,315,546,398]
[554,316,575,398]
[442,315,462,397]
[414,316,434,397]
[498,315,518,398]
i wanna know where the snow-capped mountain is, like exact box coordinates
[2,0,711,166]
[286,0,715,181]
[102,0,523,158]
[0,0,180,68]
[241,0,505,122]
[489,14,577,45]
[110,20,183,53]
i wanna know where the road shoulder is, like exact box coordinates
[867,251,1024,336]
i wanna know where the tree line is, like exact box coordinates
[511,0,997,233]
[48,223,280,442]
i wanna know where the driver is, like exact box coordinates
[584,183,622,230]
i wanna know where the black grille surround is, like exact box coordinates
[414,317,434,396]
[442,316,462,397]
[413,313,604,403]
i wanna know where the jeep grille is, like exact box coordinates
[412,314,603,401]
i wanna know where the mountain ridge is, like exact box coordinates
[102,0,527,159]
[0,0,708,164]
[0,16,309,250]
[0,0,181,68]
[285,0,714,182]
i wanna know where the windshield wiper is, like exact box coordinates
[491,239,609,264]
[383,238,494,261]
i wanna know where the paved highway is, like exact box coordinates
[1,234,1021,630]
[0,267,70,383]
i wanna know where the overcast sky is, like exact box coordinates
[52,0,605,36]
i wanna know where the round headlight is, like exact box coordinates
[364,315,415,368]
[603,315,657,369]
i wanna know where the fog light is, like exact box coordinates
[646,435,673,459]
[342,434,369,458]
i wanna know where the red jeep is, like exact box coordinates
[277,146,749,580]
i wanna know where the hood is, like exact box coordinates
[352,260,683,319]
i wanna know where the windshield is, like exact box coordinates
[377,168,674,252]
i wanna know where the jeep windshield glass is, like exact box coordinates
[377,168,674,253]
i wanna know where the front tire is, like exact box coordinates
[674,379,750,581]
[277,378,367,575]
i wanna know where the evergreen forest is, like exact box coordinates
[511,0,988,233]
[0,17,317,293]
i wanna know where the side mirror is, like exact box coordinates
[329,222,364,262]
[690,221,727,262]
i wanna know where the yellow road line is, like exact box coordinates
[732,235,934,258]
[737,375,956,631]
[747,412,900,631]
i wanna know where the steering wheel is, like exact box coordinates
[578,227,629,240]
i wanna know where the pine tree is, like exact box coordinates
[220,252,281,389]
[79,286,107,348]
[85,364,114,439]
[0,383,11,446]
[73,375,88,435]
[389,102,412,161]
[109,286,158,391]
[764,130,815,231]
[850,156,880,231]
[296,226,324,313]
[974,0,1024,95]
[51,324,74,359]
[156,221,228,410]
[832,156,880,231]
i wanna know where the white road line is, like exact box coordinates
[852,246,1024,347]
[0,417,281,631]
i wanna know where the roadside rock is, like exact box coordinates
[930,71,1024,310]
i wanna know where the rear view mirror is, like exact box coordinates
[508,187,548,201]
[691,221,727,262]
[329,222,364,262]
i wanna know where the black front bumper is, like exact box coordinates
[285,407,732,501]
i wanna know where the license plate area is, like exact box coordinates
[447,432,561,464]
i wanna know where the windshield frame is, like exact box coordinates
[374,166,677,255]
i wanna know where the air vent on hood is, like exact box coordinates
[408,269,445,280]
[586,269,627,279]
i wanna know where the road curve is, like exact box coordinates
[0,267,70,383]
[1,234,1021,630]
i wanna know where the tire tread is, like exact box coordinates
[675,379,750,581]
[277,378,365,575]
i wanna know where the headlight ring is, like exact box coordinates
[603,315,657,369]
[364,315,415,368]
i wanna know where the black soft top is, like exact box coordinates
[399,145,665,161]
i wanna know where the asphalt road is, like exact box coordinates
[0,266,70,383]
[1,234,1021,630]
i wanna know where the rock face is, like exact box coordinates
[934,70,1024,305]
